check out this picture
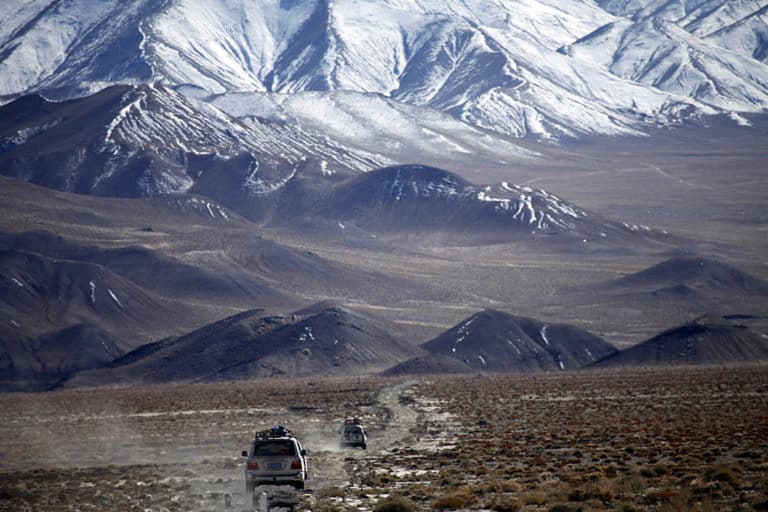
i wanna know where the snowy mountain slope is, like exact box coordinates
[705,6,768,63]
[0,84,286,198]
[0,85,391,216]
[562,10,768,112]
[595,0,764,32]
[1,0,763,140]
[0,0,157,100]
[209,90,539,168]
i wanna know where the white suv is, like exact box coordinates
[241,426,309,492]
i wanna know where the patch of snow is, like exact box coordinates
[3,122,59,149]
[104,89,146,145]
[320,160,335,175]
[107,289,123,309]
[244,164,298,195]
[298,326,315,342]
[540,325,550,345]
[728,112,752,127]
[204,201,216,218]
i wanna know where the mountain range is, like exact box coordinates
[0,90,680,249]
[2,0,766,140]
[1,0,767,390]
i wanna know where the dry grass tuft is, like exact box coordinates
[431,490,473,510]
[373,496,417,512]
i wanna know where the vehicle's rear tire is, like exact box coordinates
[362,443,367,450]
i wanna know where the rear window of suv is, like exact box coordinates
[253,440,296,457]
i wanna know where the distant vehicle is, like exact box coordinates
[339,417,367,449]
[242,426,309,492]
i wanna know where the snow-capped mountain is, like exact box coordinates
[0,84,393,215]
[2,0,766,140]
[298,164,676,248]
[562,1,768,115]
[209,90,539,168]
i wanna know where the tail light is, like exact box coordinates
[290,459,301,470]
[247,461,259,470]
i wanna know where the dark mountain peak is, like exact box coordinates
[64,301,422,386]
[614,255,768,293]
[469,308,511,322]
[383,353,475,376]
[592,316,768,368]
[319,162,675,248]
[291,300,348,318]
[412,309,616,374]
[376,164,468,183]
[0,321,126,392]
[0,93,53,121]
[345,164,472,202]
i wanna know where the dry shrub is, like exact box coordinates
[373,496,417,512]
[547,504,586,512]
[477,479,521,494]
[612,472,646,495]
[521,492,547,505]
[316,486,346,499]
[655,487,694,512]
[568,484,615,504]
[703,463,741,486]
[432,491,473,510]
[639,466,655,478]
[489,495,522,512]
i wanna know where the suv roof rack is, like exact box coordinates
[254,425,294,440]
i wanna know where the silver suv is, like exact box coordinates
[241,426,309,491]
[339,418,367,449]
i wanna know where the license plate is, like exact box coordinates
[268,462,283,470]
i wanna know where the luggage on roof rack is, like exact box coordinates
[254,425,293,439]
